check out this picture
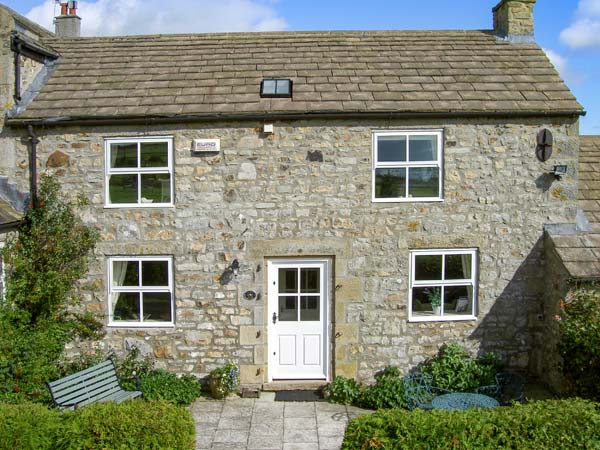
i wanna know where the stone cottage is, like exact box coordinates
[0,0,589,389]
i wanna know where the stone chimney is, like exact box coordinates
[54,1,81,38]
[493,0,536,42]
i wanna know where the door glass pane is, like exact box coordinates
[375,168,406,199]
[278,296,297,321]
[113,260,139,286]
[140,174,171,204]
[377,136,407,162]
[141,142,169,168]
[143,292,172,322]
[408,167,439,198]
[110,143,137,168]
[409,135,437,161]
[113,292,140,321]
[445,254,472,280]
[300,296,320,321]
[279,268,298,293]
[142,260,169,286]
[444,285,473,315]
[300,268,320,293]
[414,255,442,280]
[108,174,138,204]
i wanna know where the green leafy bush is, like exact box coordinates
[342,399,600,450]
[0,402,62,449]
[0,400,195,450]
[358,367,407,410]
[141,370,202,406]
[0,176,100,404]
[324,376,363,405]
[558,284,600,400]
[420,343,502,392]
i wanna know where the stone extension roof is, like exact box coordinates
[0,4,53,38]
[8,30,583,124]
[548,232,600,280]
[0,198,23,231]
[580,135,600,230]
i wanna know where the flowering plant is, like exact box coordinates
[425,287,442,308]
[209,362,240,398]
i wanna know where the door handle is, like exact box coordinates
[272,312,277,324]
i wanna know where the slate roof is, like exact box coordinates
[548,232,600,280]
[0,198,23,232]
[8,30,583,124]
[580,135,600,230]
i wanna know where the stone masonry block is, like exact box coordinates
[335,362,358,379]
[334,324,359,346]
[336,277,361,302]
[240,364,265,385]
[240,326,265,345]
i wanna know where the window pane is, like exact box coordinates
[408,167,439,198]
[143,292,172,322]
[278,296,297,321]
[409,135,437,161]
[142,260,169,286]
[300,268,320,293]
[140,142,169,168]
[444,285,473,315]
[375,168,406,199]
[109,174,138,204]
[300,296,320,321]
[262,80,276,94]
[140,174,171,204]
[113,292,140,321]
[415,255,442,280]
[446,254,472,280]
[113,260,139,286]
[110,143,137,168]
[279,268,298,293]
[275,79,291,95]
[377,136,406,162]
[411,287,440,316]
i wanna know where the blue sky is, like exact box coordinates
[4,0,599,134]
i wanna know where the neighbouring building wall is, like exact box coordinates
[16,116,579,385]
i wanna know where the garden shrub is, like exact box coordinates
[208,362,240,398]
[0,176,101,404]
[558,283,600,400]
[0,402,62,450]
[0,400,195,450]
[324,376,363,405]
[357,366,407,410]
[342,398,600,450]
[420,343,502,392]
[140,370,202,406]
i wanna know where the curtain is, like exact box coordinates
[461,254,473,307]
[111,260,128,314]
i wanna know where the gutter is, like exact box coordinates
[5,108,587,128]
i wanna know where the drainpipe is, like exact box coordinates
[27,125,39,208]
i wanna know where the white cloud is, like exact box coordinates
[543,48,568,75]
[560,0,600,49]
[26,0,288,36]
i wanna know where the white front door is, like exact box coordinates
[267,259,330,381]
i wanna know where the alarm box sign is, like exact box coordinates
[192,139,220,153]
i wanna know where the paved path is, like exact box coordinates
[190,393,371,450]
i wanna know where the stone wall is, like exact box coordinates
[6,116,580,386]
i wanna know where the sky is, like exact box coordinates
[3,0,599,134]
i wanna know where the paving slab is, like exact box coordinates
[190,395,371,450]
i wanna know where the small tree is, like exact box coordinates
[0,175,102,402]
[557,283,600,400]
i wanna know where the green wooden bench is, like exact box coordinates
[46,360,142,410]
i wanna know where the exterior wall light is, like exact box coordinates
[231,259,240,276]
[551,165,567,180]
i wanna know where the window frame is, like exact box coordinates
[408,248,478,322]
[104,136,174,208]
[107,256,174,328]
[372,130,444,203]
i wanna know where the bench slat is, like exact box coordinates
[55,379,120,405]
[52,371,119,400]
[48,362,117,390]
[48,360,114,388]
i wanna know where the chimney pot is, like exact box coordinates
[493,0,536,42]
[55,2,81,37]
